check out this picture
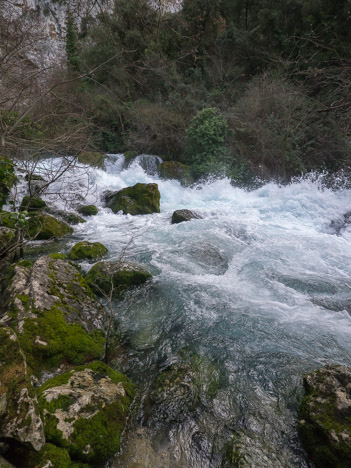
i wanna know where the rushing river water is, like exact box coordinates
[30,155,351,467]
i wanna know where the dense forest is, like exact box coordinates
[2,0,351,184]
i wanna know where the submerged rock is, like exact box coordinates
[28,214,73,240]
[37,361,134,465]
[171,209,202,224]
[298,364,351,468]
[85,260,152,297]
[0,326,45,451]
[329,211,351,235]
[158,161,194,186]
[104,183,160,215]
[68,241,108,262]
[77,205,98,217]
[188,243,229,275]
[2,256,105,375]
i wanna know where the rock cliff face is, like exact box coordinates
[3,0,182,69]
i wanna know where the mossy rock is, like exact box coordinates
[77,205,98,217]
[28,214,73,240]
[45,208,86,225]
[48,253,67,260]
[0,157,16,210]
[20,196,46,212]
[158,161,194,186]
[298,364,351,468]
[0,227,16,248]
[171,209,202,224]
[104,183,160,215]
[69,241,108,262]
[123,150,138,166]
[0,326,45,451]
[37,361,134,465]
[85,260,152,297]
[77,152,106,169]
[4,257,105,375]
[25,173,45,182]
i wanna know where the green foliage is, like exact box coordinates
[0,157,16,209]
[0,210,29,230]
[185,108,230,177]
[66,12,79,71]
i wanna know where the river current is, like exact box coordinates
[32,155,351,467]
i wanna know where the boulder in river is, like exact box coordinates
[298,364,351,468]
[77,204,98,217]
[69,241,108,262]
[104,183,160,215]
[171,209,202,224]
[329,211,351,235]
[20,196,46,213]
[158,161,194,186]
[28,214,73,240]
[1,256,105,375]
[45,208,86,225]
[77,151,106,169]
[37,361,134,465]
[85,260,152,297]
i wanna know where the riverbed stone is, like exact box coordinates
[298,364,351,468]
[158,161,194,186]
[85,260,152,297]
[37,361,134,465]
[171,209,202,224]
[28,214,73,240]
[69,241,108,262]
[104,183,160,215]
[77,205,98,217]
[0,326,45,451]
[1,256,105,375]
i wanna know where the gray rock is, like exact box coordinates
[298,364,351,467]
[171,209,202,224]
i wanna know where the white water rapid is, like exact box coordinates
[32,155,351,467]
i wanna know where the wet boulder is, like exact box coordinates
[298,364,351,468]
[20,196,46,213]
[158,161,194,186]
[2,256,105,375]
[171,209,202,224]
[0,157,16,210]
[188,243,229,275]
[0,326,45,451]
[28,214,73,240]
[85,260,152,297]
[68,241,108,262]
[104,183,160,215]
[37,361,134,465]
[329,211,351,235]
[77,205,98,217]
[77,151,106,169]
[45,208,86,225]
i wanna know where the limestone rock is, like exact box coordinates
[38,361,134,465]
[298,364,351,468]
[0,326,45,451]
[104,183,160,215]
[1,257,105,375]
[85,260,152,297]
[171,209,202,224]
[28,214,73,240]
[69,241,108,262]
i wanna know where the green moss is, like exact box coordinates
[158,161,194,186]
[0,211,17,229]
[49,253,67,260]
[17,259,33,268]
[20,196,46,212]
[37,361,134,465]
[77,205,98,217]
[77,152,106,169]
[32,443,72,468]
[0,156,16,210]
[28,215,73,240]
[68,242,107,262]
[85,261,152,297]
[18,303,105,375]
[105,183,160,215]
[124,150,138,165]
[62,213,86,225]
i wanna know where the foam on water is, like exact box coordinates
[33,156,351,466]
